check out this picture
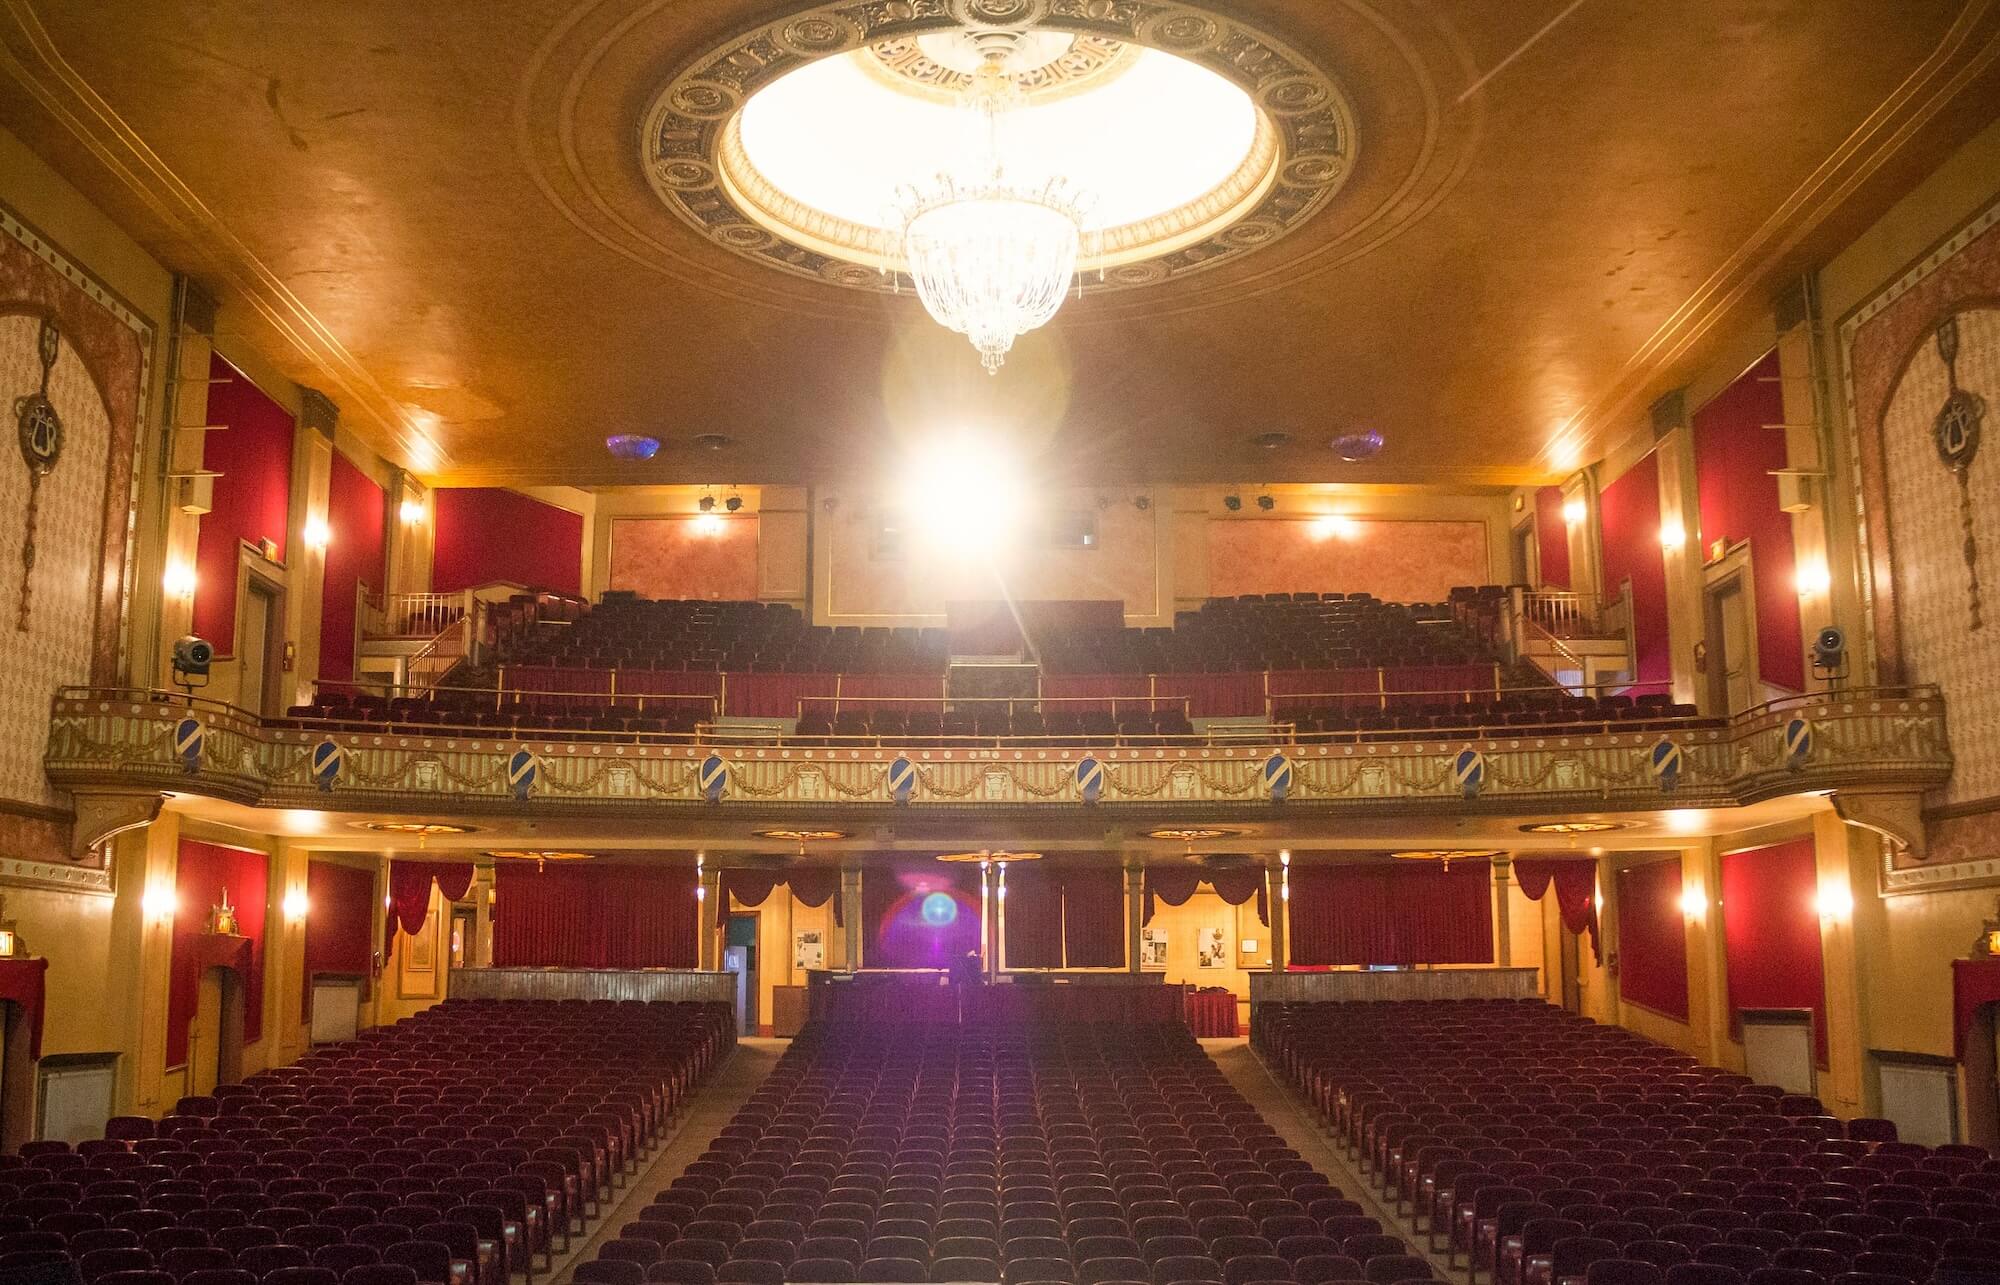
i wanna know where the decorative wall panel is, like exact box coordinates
[1845,196,2000,875]
[1206,519,1486,603]
[608,516,760,601]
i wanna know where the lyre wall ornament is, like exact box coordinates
[1932,315,1987,629]
[12,318,65,631]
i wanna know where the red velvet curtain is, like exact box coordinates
[862,862,982,969]
[1003,865,1063,969]
[1143,867,1202,925]
[719,869,842,927]
[387,861,472,939]
[169,840,269,1067]
[1041,674,1150,712]
[1515,858,1601,962]
[1721,839,1828,1063]
[1143,867,1268,928]
[492,862,698,967]
[1153,672,1265,718]
[1288,860,1493,966]
[1061,867,1125,968]
[302,861,377,1019]
[1205,868,1270,927]
[1616,857,1690,1020]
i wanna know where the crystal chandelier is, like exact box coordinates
[890,32,1094,373]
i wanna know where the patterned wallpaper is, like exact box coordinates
[608,516,761,601]
[1207,519,1488,603]
[0,203,150,871]
[1845,197,2000,869]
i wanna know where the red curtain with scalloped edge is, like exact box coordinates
[386,861,473,940]
[1616,857,1690,1020]
[1516,858,1600,962]
[1143,868,1268,927]
[168,840,269,1067]
[720,869,843,927]
[863,862,982,969]
[1287,860,1493,966]
[492,863,698,967]
[1722,838,1828,1064]
[1003,865,1063,969]
[302,861,376,1020]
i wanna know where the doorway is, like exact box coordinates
[187,966,245,1094]
[1558,928,1582,1012]
[238,571,286,717]
[1511,522,1537,587]
[1702,555,1760,716]
[725,913,759,1035]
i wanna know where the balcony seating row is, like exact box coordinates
[1256,1000,1999,1285]
[0,999,732,1285]
[575,1021,1436,1285]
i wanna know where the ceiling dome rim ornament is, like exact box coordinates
[638,0,1359,296]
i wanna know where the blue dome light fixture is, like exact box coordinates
[1330,430,1384,462]
[605,434,661,460]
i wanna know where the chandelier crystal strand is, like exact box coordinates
[892,38,1094,373]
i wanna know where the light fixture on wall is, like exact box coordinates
[303,517,332,552]
[1658,519,1685,551]
[282,888,310,921]
[725,494,744,513]
[162,561,198,600]
[1815,880,1855,921]
[1795,558,1832,597]
[1255,493,1275,512]
[698,495,717,514]
[141,884,178,920]
[1562,499,1587,526]
[1678,886,1709,918]
[1222,494,1242,513]
[1311,514,1358,541]
[400,499,426,524]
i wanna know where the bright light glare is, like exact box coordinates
[1562,499,1587,526]
[1658,519,1685,550]
[303,517,332,551]
[693,514,724,536]
[1796,559,1832,596]
[162,562,197,599]
[1311,515,1358,541]
[282,889,310,921]
[737,47,1259,251]
[902,438,1026,555]
[1679,887,1709,918]
[400,499,425,524]
[1663,809,1705,834]
[141,885,178,919]
[1816,881,1855,921]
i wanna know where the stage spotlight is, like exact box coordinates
[902,436,1026,555]
[1223,493,1242,512]
[698,495,716,513]
[1256,494,1275,512]
[1133,495,1151,512]
[725,494,743,512]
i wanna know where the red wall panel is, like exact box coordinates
[193,354,294,652]
[318,452,386,683]
[1599,453,1672,691]
[1615,857,1688,1020]
[1694,351,1804,691]
[1721,838,1828,1063]
[432,489,583,595]
[1288,860,1493,966]
[1534,486,1571,589]
[169,839,269,1068]
[302,860,377,1019]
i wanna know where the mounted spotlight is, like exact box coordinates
[171,635,214,695]
[1255,494,1275,512]
[725,494,743,513]
[1133,495,1151,512]
[1222,494,1242,512]
[698,495,716,514]
[1812,625,1848,680]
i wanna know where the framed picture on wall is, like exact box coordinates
[1140,928,1168,971]
[398,917,440,999]
[1197,926,1227,968]
[795,930,825,971]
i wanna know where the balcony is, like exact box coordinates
[46,685,1951,850]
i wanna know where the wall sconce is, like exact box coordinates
[1658,520,1686,551]
[302,517,332,552]
[282,888,310,922]
[0,929,16,958]
[1309,515,1357,541]
[162,561,198,600]
[399,499,425,524]
[1278,849,1291,867]
[1679,887,1709,918]
[142,885,178,920]
[1815,881,1855,921]
[1562,499,1587,526]
[1796,559,1832,597]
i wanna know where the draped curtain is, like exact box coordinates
[1003,865,1064,969]
[862,862,982,969]
[1514,857,1601,962]
[1144,867,1268,926]
[719,868,843,926]
[492,863,699,968]
[387,861,473,941]
[302,861,377,1020]
[1288,860,1493,966]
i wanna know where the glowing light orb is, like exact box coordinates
[920,892,960,926]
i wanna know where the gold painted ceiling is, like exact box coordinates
[2,0,1996,489]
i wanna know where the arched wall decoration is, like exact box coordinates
[639,0,1358,293]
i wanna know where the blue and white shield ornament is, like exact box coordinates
[1075,755,1103,805]
[1453,747,1486,800]
[1783,717,1814,772]
[310,738,343,792]
[508,749,540,801]
[1651,739,1684,793]
[699,753,728,804]
[174,717,204,775]
[1263,753,1294,803]
[888,756,917,806]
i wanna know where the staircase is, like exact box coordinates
[1497,590,1635,694]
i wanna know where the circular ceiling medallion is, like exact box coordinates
[1145,827,1242,842]
[641,2,1356,294]
[486,849,596,861]
[351,821,479,837]
[936,849,1043,862]
[753,828,850,842]
[1517,820,1634,835]
[1330,430,1385,461]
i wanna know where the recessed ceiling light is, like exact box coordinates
[1330,430,1384,461]
[1146,827,1242,842]
[752,828,849,842]
[1517,820,1631,834]
[1250,431,1291,449]
[692,433,733,451]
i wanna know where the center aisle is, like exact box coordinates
[1204,1037,1465,1284]
[556,1037,788,1284]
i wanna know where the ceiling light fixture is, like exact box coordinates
[752,828,850,842]
[605,434,661,461]
[1255,494,1275,512]
[1518,820,1629,834]
[725,494,743,513]
[698,495,716,514]
[1222,494,1242,513]
[890,29,1095,374]
[1330,431,1384,462]
[1145,827,1241,842]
